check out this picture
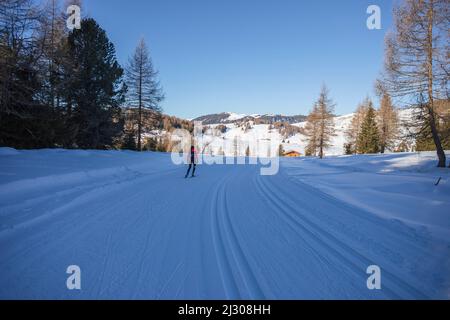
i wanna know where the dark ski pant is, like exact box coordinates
[185,164,196,177]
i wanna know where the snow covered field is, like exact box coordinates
[0,148,449,299]
[199,108,415,158]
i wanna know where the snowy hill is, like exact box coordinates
[0,148,449,299]
[195,109,415,157]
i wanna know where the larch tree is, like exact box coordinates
[303,105,320,157]
[377,93,399,153]
[314,85,335,159]
[38,0,67,109]
[126,38,164,151]
[0,0,55,148]
[381,0,449,167]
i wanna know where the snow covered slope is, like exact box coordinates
[291,112,355,155]
[198,109,415,157]
[0,148,449,299]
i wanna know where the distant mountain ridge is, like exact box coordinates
[193,112,307,125]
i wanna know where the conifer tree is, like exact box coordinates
[126,38,164,151]
[278,145,284,157]
[304,106,319,157]
[345,100,370,154]
[377,93,399,154]
[357,105,380,154]
[381,0,448,167]
[304,85,336,158]
[63,18,126,149]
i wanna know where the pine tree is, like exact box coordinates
[357,105,380,154]
[122,130,137,150]
[126,39,164,151]
[345,100,369,154]
[63,18,126,149]
[415,99,450,153]
[144,137,158,151]
[343,143,353,155]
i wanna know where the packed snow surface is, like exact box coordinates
[0,148,449,299]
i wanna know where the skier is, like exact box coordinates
[185,145,198,178]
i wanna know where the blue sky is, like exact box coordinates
[81,0,394,119]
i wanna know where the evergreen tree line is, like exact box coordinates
[304,0,449,167]
[304,88,448,158]
[344,94,400,155]
[344,95,449,155]
[0,0,165,151]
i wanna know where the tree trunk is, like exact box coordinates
[428,106,446,167]
[426,1,446,168]
[380,123,386,154]
[138,63,142,151]
[319,137,324,159]
[138,102,142,151]
[318,116,323,159]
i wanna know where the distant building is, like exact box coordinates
[283,150,301,157]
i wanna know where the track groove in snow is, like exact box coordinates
[256,174,427,299]
[210,174,241,299]
[222,171,265,299]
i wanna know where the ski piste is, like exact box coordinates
[1,149,448,299]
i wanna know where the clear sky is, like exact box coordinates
[81,0,394,119]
